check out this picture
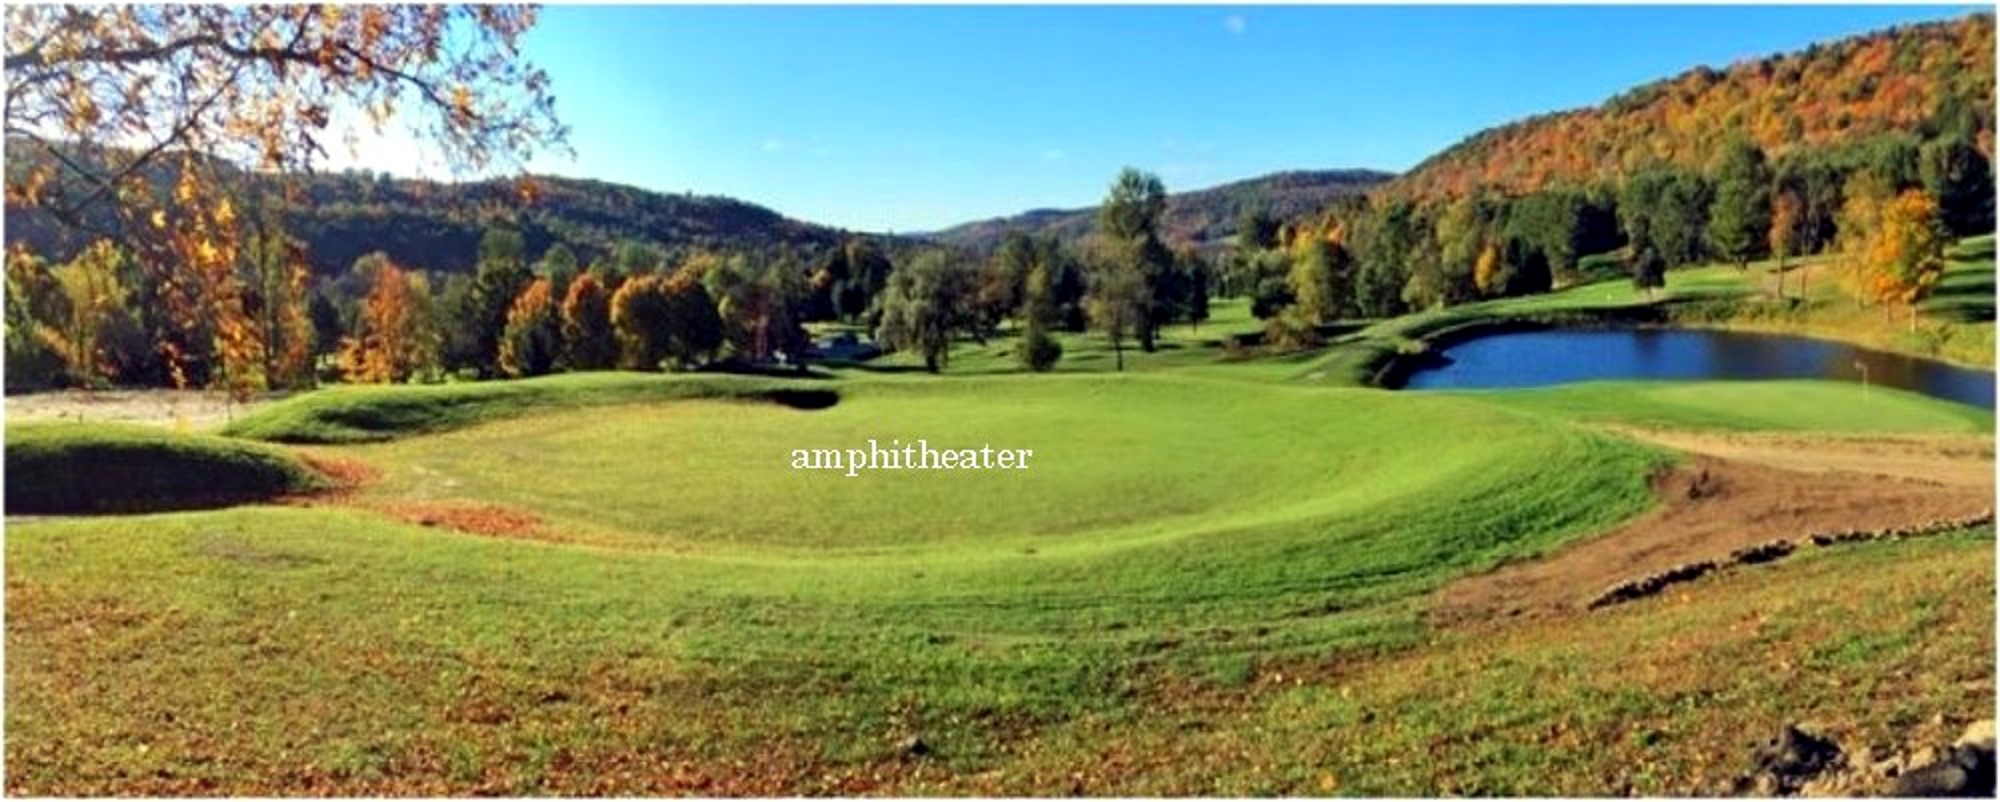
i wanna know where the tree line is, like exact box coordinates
[1226,125,1992,346]
[5,222,891,392]
[9,124,1983,395]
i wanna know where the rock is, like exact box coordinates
[896,735,931,759]
[1890,738,1996,798]
[1731,540,1796,565]
[1749,724,1844,793]
[1956,720,1996,752]
[1890,759,1975,797]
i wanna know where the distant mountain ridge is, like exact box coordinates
[280,171,858,275]
[4,139,867,276]
[925,168,1393,252]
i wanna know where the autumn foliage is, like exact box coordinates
[3,4,565,396]
[337,257,438,384]
[498,278,560,378]
[1387,14,1994,202]
[1842,188,1950,327]
[559,273,617,370]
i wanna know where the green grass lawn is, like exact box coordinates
[1467,379,1996,434]
[861,296,1282,378]
[1647,235,1997,369]
[7,369,1992,794]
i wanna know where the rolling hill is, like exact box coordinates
[925,168,1392,253]
[3,140,865,276]
[1385,12,1995,202]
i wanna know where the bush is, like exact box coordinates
[5,423,326,514]
[1262,308,1325,352]
[1019,325,1063,372]
[1576,251,1628,285]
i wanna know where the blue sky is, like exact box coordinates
[360,5,1985,233]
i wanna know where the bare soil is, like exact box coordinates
[1610,426,1995,489]
[376,500,550,541]
[1430,429,1994,626]
[5,389,280,429]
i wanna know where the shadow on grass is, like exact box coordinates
[1922,266,1996,323]
[695,361,841,380]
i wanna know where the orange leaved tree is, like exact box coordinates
[4,5,567,396]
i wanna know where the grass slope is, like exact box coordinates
[998,529,1995,795]
[10,375,1676,793]
[4,422,326,514]
[222,371,835,443]
[1469,380,1995,434]
[5,339,1991,794]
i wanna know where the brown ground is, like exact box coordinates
[1430,428,1995,626]
[292,453,383,493]
[5,389,282,429]
[375,500,551,541]
[1608,426,1995,488]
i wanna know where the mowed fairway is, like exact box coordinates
[5,373,1992,794]
[338,376,1649,553]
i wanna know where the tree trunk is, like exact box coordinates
[1113,337,1124,372]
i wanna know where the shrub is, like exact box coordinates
[1019,324,1063,372]
[1262,308,1325,352]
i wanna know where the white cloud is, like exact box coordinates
[761,138,794,154]
[1222,14,1247,35]
[1041,149,1066,162]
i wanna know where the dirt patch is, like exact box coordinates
[1431,435,1994,626]
[5,389,279,429]
[1607,426,1996,489]
[377,501,550,541]
[291,453,382,493]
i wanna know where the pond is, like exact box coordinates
[1394,327,1997,410]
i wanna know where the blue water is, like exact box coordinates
[1398,328,1996,410]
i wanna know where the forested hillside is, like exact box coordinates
[929,169,1390,252]
[283,171,851,275]
[4,140,856,277]
[1221,11,1997,347]
[1388,13,1994,201]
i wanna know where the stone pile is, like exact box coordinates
[1587,510,1993,611]
[1740,719,1999,797]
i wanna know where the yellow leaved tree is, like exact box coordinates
[4,5,567,397]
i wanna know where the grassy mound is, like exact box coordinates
[221,371,837,443]
[339,373,1665,553]
[5,423,326,514]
